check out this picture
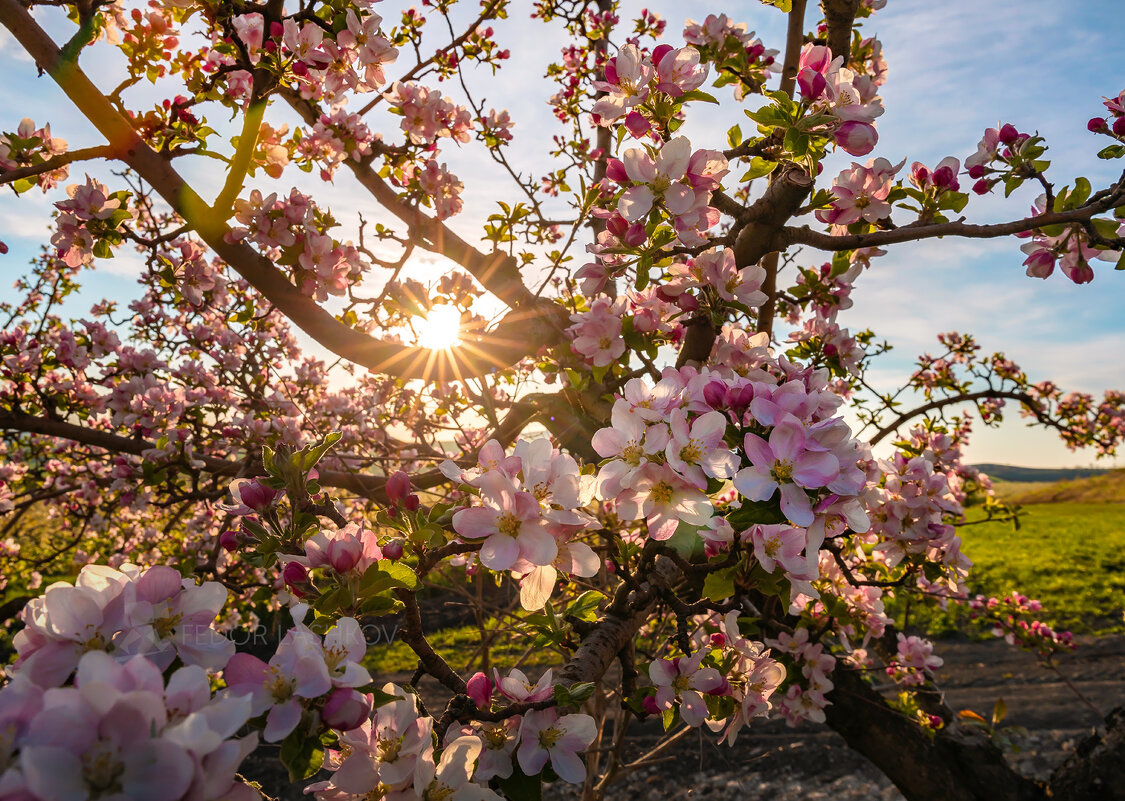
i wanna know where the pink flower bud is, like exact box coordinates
[282,561,308,588]
[233,478,280,514]
[466,672,493,709]
[605,158,629,184]
[386,471,411,504]
[322,688,372,731]
[624,110,651,138]
[623,222,647,248]
[1114,117,1125,136]
[641,695,660,715]
[799,44,833,74]
[998,123,1020,145]
[651,44,674,68]
[382,539,405,561]
[710,632,726,647]
[606,214,628,238]
[972,178,991,195]
[1088,117,1108,132]
[219,531,241,552]
[403,494,421,512]
[834,121,878,157]
[703,381,727,409]
[326,536,361,574]
[967,164,986,179]
[676,293,699,312]
[797,68,826,101]
[269,21,284,38]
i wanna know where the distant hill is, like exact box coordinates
[971,464,1111,483]
[980,467,1125,505]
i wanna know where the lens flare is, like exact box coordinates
[417,305,463,350]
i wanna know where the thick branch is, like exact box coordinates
[825,666,1043,801]
[0,410,398,501]
[820,0,862,64]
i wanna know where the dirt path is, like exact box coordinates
[242,634,1125,800]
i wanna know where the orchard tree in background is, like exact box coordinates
[0,0,1124,799]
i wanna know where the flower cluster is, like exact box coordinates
[223,613,371,742]
[228,188,369,299]
[0,117,68,191]
[447,438,599,609]
[885,633,943,687]
[606,136,728,245]
[816,157,903,228]
[797,44,885,156]
[14,563,234,687]
[969,593,1076,660]
[0,651,257,801]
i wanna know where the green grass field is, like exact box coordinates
[908,501,1125,637]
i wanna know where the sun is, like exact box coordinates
[416,304,463,350]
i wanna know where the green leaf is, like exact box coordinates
[680,89,720,105]
[760,0,793,9]
[727,125,743,149]
[1003,176,1024,197]
[1116,250,1125,271]
[739,156,778,182]
[279,728,325,781]
[298,431,342,471]
[702,566,737,602]
[1070,176,1092,206]
[360,561,419,595]
[1096,144,1125,160]
[566,590,604,622]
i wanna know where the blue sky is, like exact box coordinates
[1,0,1123,466]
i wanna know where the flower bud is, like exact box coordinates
[622,222,647,248]
[605,158,628,184]
[624,110,651,138]
[676,293,699,312]
[1114,117,1125,136]
[382,539,405,561]
[466,672,493,709]
[403,494,421,512]
[834,120,877,157]
[386,471,412,504]
[797,68,826,101]
[972,178,990,195]
[967,164,986,179]
[321,688,372,731]
[651,43,674,69]
[998,123,1020,145]
[641,695,660,715]
[326,536,361,574]
[219,530,241,552]
[703,381,727,409]
[282,561,308,588]
[1088,116,1108,132]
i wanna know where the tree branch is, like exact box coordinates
[0,144,115,185]
[0,0,553,382]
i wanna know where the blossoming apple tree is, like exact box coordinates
[0,0,1124,799]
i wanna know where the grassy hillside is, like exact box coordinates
[1002,469,1125,505]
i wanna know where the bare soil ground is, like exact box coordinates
[243,634,1125,800]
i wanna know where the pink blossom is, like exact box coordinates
[517,710,597,784]
[734,415,840,526]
